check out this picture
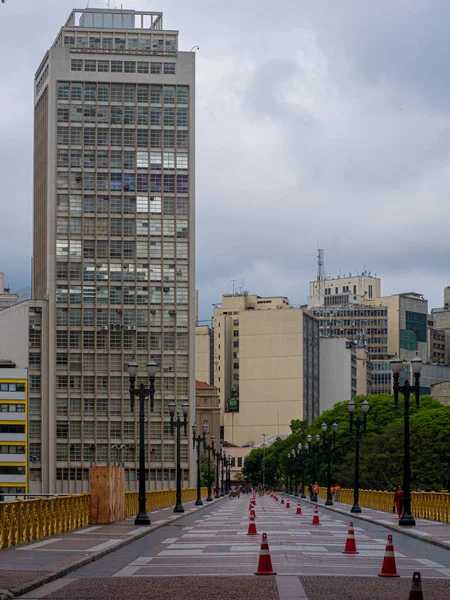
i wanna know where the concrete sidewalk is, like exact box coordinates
[0,498,223,600]
[288,493,450,551]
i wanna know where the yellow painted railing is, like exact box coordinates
[317,488,450,523]
[0,487,210,550]
[0,494,90,549]
[125,487,208,517]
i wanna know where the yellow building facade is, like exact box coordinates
[0,365,28,499]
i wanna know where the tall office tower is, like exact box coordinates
[33,8,195,493]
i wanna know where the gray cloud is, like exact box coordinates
[0,0,449,317]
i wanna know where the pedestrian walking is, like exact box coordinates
[394,484,403,519]
[308,483,313,501]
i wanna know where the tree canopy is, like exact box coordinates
[241,394,450,491]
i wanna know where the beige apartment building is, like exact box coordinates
[26,7,196,493]
[309,273,381,308]
[363,293,428,361]
[213,293,319,447]
[195,325,212,384]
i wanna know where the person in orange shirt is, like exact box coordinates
[312,482,319,502]
[333,484,341,502]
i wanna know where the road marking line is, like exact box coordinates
[17,538,63,549]
[73,527,103,535]
[113,566,142,577]
[87,539,120,552]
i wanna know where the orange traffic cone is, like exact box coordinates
[296,501,302,515]
[255,533,276,575]
[342,522,358,554]
[312,505,320,525]
[408,572,423,600]
[281,495,285,505]
[286,498,291,508]
[247,513,257,535]
[378,534,399,577]
[251,508,257,519]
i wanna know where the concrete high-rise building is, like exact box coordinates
[213,293,319,447]
[0,363,28,500]
[363,293,428,361]
[319,338,356,412]
[0,274,19,310]
[309,273,381,308]
[30,7,195,493]
[431,287,450,365]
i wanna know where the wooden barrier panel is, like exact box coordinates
[89,465,126,524]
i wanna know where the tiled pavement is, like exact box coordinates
[10,492,450,599]
[0,498,220,599]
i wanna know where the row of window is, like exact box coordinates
[57,105,188,127]
[57,195,188,216]
[53,330,189,351]
[52,355,187,375]
[57,150,189,170]
[55,285,189,306]
[57,172,189,193]
[56,240,188,260]
[71,59,175,74]
[0,404,25,413]
[56,420,188,440]
[0,466,24,475]
[56,216,188,237]
[55,375,189,393]
[0,383,26,392]
[63,32,176,53]
[54,469,189,483]
[57,82,188,104]
[57,127,188,150]
[0,425,25,434]
[56,442,188,462]
[56,263,188,284]
[54,394,188,419]
[0,445,26,454]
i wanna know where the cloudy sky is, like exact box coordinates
[1,0,449,320]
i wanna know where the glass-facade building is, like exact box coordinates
[32,9,195,493]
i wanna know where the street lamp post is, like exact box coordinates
[204,432,215,502]
[213,443,221,499]
[307,433,321,483]
[128,357,158,526]
[192,423,207,506]
[321,422,338,506]
[221,449,226,496]
[262,433,268,489]
[226,457,232,491]
[347,399,370,513]
[391,354,423,527]
[168,400,189,513]
[297,443,308,498]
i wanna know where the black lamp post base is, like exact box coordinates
[325,499,333,506]
[173,504,185,513]
[399,514,416,527]
[135,513,151,525]
[301,493,306,499]
[294,492,299,497]
[214,493,220,499]
[350,505,361,513]
[195,499,203,506]
[206,495,213,502]
[220,492,224,497]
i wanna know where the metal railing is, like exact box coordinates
[0,494,90,549]
[1,487,210,549]
[125,487,208,516]
[317,488,450,523]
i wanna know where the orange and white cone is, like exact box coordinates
[250,508,257,519]
[281,495,285,505]
[312,505,320,525]
[378,534,399,577]
[342,522,358,554]
[296,501,302,515]
[408,572,423,600]
[255,533,276,575]
[247,513,257,535]
[286,498,291,508]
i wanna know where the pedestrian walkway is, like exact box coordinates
[0,499,221,600]
[308,494,450,551]
[8,492,450,600]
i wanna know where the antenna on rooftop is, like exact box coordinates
[231,280,236,295]
[317,245,325,297]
